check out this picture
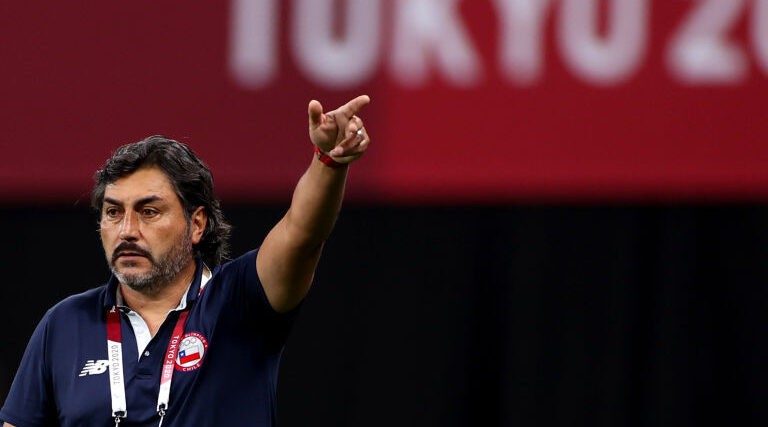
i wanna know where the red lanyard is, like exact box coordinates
[106,305,190,426]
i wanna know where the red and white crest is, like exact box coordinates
[175,332,208,372]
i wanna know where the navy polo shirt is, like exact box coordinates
[0,249,298,426]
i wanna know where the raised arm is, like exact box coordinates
[255,95,371,312]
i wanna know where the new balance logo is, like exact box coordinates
[79,360,109,377]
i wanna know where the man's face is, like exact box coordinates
[100,167,201,293]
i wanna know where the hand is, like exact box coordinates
[308,95,371,164]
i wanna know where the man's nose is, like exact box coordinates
[118,211,139,241]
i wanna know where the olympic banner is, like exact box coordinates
[0,0,766,203]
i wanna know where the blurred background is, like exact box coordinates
[2,1,768,425]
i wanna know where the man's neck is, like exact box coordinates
[119,261,197,318]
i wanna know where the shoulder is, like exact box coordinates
[44,285,108,324]
[212,249,260,282]
[202,249,269,312]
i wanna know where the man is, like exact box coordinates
[0,95,371,426]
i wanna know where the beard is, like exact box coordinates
[109,225,194,295]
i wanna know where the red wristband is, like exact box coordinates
[314,146,345,168]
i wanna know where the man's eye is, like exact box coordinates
[105,208,119,218]
[142,209,157,216]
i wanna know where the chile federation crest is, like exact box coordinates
[175,332,208,372]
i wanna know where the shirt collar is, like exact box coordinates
[115,282,191,312]
[102,258,208,310]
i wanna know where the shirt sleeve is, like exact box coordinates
[219,249,301,353]
[0,311,57,426]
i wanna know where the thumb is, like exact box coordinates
[308,100,323,128]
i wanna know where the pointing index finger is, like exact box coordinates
[337,95,371,119]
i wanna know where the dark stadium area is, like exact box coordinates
[3,204,767,425]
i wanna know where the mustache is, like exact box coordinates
[111,242,153,264]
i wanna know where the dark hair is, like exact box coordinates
[91,135,231,267]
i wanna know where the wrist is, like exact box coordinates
[314,146,347,168]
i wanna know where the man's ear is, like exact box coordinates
[190,206,208,244]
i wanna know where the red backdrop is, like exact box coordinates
[1,0,766,203]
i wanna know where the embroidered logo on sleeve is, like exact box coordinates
[79,359,110,377]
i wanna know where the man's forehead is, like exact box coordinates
[103,167,176,202]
